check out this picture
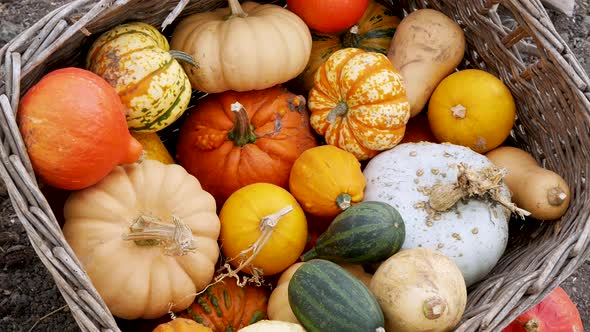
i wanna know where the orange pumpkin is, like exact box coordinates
[153,318,213,332]
[308,48,410,160]
[176,86,318,205]
[400,112,437,144]
[180,280,269,332]
[17,67,142,190]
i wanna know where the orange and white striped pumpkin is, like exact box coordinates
[308,48,410,160]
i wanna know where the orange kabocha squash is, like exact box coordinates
[176,86,317,205]
[17,67,142,190]
[308,48,410,160]
[153,318,213,332]
[180,280,269,332]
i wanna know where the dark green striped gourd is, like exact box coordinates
[301,201,405,263]
[288,259,385,332]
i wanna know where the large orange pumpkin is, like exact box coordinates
[180,280,269,332]
[17,67,142,190]
[308,48,410,160]
[176,86,318,205]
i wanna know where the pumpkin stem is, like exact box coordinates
[169,50,198,68]
[427,163,531,218]
[422,296,447,320]
[450,104,467,119]
[375,328,385,332]
[226,205,294,275]
[336,193,352,210]
[122,215,196,256]
[227,0,248,18]
[524,319,540,332]
[341,25,362,48]
[327,101,349,123]
[228,102,257,147]
[547,187,568,206]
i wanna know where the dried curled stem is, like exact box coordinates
[428,163,531,218]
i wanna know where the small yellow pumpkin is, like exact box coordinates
[63,160,221,320]
[219,183,307,276]
[153,318,213,332]
[131,132,175,164]
[308,48,410,160]
[170,0,312,93]
[289,145,365,217]
[87,22,193,132]
[427,69,516,153]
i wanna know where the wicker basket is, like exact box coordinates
[1,0,589,331]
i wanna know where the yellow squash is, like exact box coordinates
[153,318,213,332]
[131,132,175,164]
[87,22,193,132]
[289,145,365,217]
[308,48,410,160]
[428,69,516,153]
[219,183,307,276]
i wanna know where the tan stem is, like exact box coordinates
[350,25,359,34]
[227,0,248,18]
[422,296,447,320]
[122,215,196,256]
[450,104,467,118]
[524,319,540,332]
[226,205,294,276]
[547,187,568,206]
[427,163,531,218]
[327,101,349,123]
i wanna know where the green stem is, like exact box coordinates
[341,25,362,48]
[228,102,257,147]
[336,193,352,210]
[300,248,318,262]
[122,215,196,256]
[169,50,198,68]
[327,101,349,123]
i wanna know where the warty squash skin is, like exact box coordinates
[170,0,312,93]
[363,142,512,286]
[17,67,143,190]
[180,279,269,331]
[308,48,410,160]
[62,160,221,320]
[87,22,192,132]
[176,86,318,206]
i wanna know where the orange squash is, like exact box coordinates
[219,183,307,276]
[153,318,213,332]
[427,69,516,153]
[176,86,317,206]
[400,112,437,144]
[181,280,269,331]
[17,67,142,190]
[289,145,365,217]
[308,48,410,160]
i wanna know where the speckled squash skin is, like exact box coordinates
[363,142,511,286]
[308,48,410,160]
[86,22,192,132]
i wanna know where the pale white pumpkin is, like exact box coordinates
[363,142,511,286]
[170,0,312,93]
[62,160,221,320]
[238,320,306,332]
[369,248,467,332]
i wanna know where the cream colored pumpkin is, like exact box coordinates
[62,160,220,320]
[238,320,306,332]
[170,0,312,93]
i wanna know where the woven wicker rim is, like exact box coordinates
[1,0,589,331]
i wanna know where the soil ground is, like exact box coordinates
[1,0,589,331]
